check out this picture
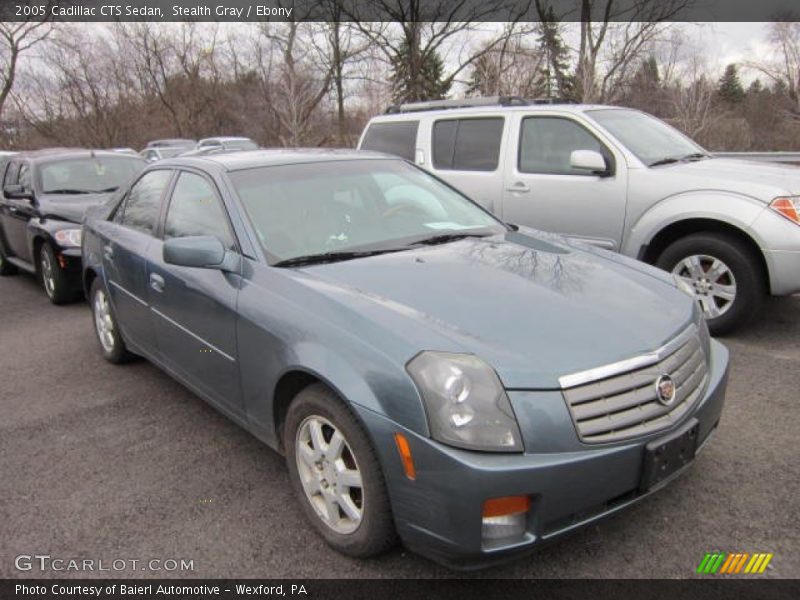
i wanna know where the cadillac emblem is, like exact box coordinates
[655,374,677,406]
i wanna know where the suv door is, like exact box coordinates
[104,169,173,354]
[426,116,506,213]
[502,114,627,250]
[1,161,37,263]
[146,170,243,412]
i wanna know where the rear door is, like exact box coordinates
[146,169,243,412]
[425,115,506,213]
[501,113,628,250]
[1,161,37,262]
[103,169,173,354]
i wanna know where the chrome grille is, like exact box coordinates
[561,326,708,443]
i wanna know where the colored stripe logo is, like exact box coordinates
[696,552,773,574]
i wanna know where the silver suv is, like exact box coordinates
[358,97,800,334]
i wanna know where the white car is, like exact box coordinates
[359,97,800,334]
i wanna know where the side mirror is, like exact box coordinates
[4,184,33,201]
[163,236,233,270]
[570,150,611,176]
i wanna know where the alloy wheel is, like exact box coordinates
[295,415,364,535]
[93,288,116,353]
[672,254,737,319]
[40,249,56,298]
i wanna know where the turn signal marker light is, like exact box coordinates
[393,433,416,480]
[483,495,530,518]
[770,197,800,224]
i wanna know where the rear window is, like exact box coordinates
[432,118,503,171]
[360,121,419,161]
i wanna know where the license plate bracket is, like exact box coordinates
[640,419,699,491]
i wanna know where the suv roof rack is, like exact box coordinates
[384,96,576,114]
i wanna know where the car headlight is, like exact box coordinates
[769,196,800,225]
[54,228,82,248]
[406,352,523,452]
[673,273,696,298]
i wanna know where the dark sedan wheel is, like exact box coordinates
[90,277,134,363]
[656,232,765,335]
[0,246,17,276]
[39,242,73,304]
[284,383,397,558]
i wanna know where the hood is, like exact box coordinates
[300,232,695,389]
[657,158,800,201]
[38,193,113,223]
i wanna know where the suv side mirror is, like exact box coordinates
[4,184,33,201]
[163,235,238,271]
[570,150,611,176]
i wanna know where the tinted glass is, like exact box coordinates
[519,117,607,175]
[165,172,235,249]
[588,108,704,166]
[18,164,32,189]
[229,159,503,262]
[39,156,144,194]
[116,170,172,234]
[360,121,419,161]
[433,118,503,171]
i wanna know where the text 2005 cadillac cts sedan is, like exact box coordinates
[81,150,729,568]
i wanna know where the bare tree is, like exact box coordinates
[749,17,800,112]
[0,14,52,124]
[467,28,548,98]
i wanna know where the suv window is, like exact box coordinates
[18,164,32,190]
[519,117,610,176]
[114,170,172,234]
[164,172,236,250]
[432,118,504,171]
[360,121,419,161]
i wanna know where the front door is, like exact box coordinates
[147,170,243,411]
[1,162,36,262]
[501,114,628,250]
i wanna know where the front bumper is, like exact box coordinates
[56,247,85,293]
[356,339,729,569]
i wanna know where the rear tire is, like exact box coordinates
[0,245,17,276]
[655,232,765,336]
[90,277,134,364]
[39,242,74,304]
[284,383,397,558]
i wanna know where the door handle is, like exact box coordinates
[149,273,165,293]
[505,182,531,194]
[103,245,114,261]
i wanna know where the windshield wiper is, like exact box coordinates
[408,231,496,247]
[45,188,94,195]
[648,157,681,167]
[273,248,406,268]
[650,152,709,167]
[93,186,119,193]
[681,152,709,161]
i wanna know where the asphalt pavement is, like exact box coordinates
[1,272,798,579]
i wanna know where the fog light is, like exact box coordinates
[481,496,529,548]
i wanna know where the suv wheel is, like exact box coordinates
[90,277,134,363]
[656,232,765,335]
[284,383,397,558]
[39,242,73,304]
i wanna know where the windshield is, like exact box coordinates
[39,156,144,195]
[587,109,706,166]
[229,159,505,263]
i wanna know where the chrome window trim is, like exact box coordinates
[558,324,698,390]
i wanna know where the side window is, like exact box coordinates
[114,170,172,234]
[519,117,611,176]
[432,118,503,171]
[3,162,20,187]
[17,164,32,190]
[360,121,419,161]
[164,172,236,250]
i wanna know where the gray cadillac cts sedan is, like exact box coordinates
[81,150,729,568]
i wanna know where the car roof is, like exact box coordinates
[158,148,396,172]
[12,148,144,163]
[367,103,625,121]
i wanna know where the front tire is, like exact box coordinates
[656,232,765,335]
[39,242,74,304]
[90,277,134,363]
[284,383,397,558]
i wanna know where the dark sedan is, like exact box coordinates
[81,150,728,568]
[0,149,144,303]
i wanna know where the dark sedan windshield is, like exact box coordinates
[229,159,505,263]
[39,156,144,195]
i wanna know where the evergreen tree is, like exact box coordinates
[717,64,745,104]
[389,40,450,104]
[537,6,574,99]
